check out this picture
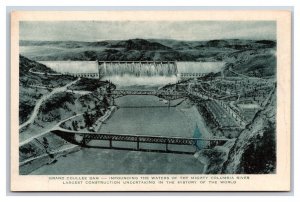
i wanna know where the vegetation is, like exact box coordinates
[19,55,76,86]
[240,125,276,174]
[19,55,77,124]
[83,111,94,128]
[40,92,75,114]
[69,77,114,91]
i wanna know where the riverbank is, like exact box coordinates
[59,106,117,132]
[19,105,118,175]
[178,99,236,174]
[19,79,116,174]
[19,133,81,175]
[179,101,213,139]
[194,139,235,174]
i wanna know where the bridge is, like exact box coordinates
[62,72,100,79]
[178,72,210,79]
[52,128,229,155]
[108,89,187,100]
[30,67,100,79]
[107,88,237,104]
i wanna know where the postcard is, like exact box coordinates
[10,10,291,191]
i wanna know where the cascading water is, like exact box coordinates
[98,61,225,87]
[99,62,178,77]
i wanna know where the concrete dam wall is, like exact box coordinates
[99,61,178,77]
[38,61,223,80]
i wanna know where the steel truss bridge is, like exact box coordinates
[107,89,187,100]
[52,128,229,155]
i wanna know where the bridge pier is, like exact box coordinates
[81,135,88,146]
[109,138,112,148]
[165,140,169,152]
[137,137,140,150]
[205,140,211,148]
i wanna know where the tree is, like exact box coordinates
[102,95,110,109]
[83,111,93,128]
[95,104,103,117]
[106,85,112,94]
[72,120,79,131]
[42,137,49,148]
[241,127,276,174]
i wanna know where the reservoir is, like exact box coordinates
[31,94,205,174]
[100,95,194,137]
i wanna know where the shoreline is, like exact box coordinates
[19,106,118,175]
[20,144,81,175]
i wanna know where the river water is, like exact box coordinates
[100,95,194,137]
[31,94,205,174]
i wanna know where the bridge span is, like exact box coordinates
[52,128,229,155]
[108,89,187,100]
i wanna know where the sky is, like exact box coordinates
[20,21,276,41]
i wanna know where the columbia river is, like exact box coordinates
[31,94,205,174]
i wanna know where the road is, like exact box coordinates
[228,67,270,81]
[19,78,80,131]
[29,84,92,95]
[20,112,84,146]
[19,144,79,166]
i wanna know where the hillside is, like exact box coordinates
[19,55,75,86]
[19,55,56,77]
[222,92,276,174]
[19,55,76,124]
[107,39,172,50]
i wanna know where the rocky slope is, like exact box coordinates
[194,91,276,174]
[222,91,276,174]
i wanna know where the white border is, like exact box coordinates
[10,9,291,193]
[0,0,299,201]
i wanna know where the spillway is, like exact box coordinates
[99,61,178,77]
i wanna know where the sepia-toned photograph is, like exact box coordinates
[10,10,291,191]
